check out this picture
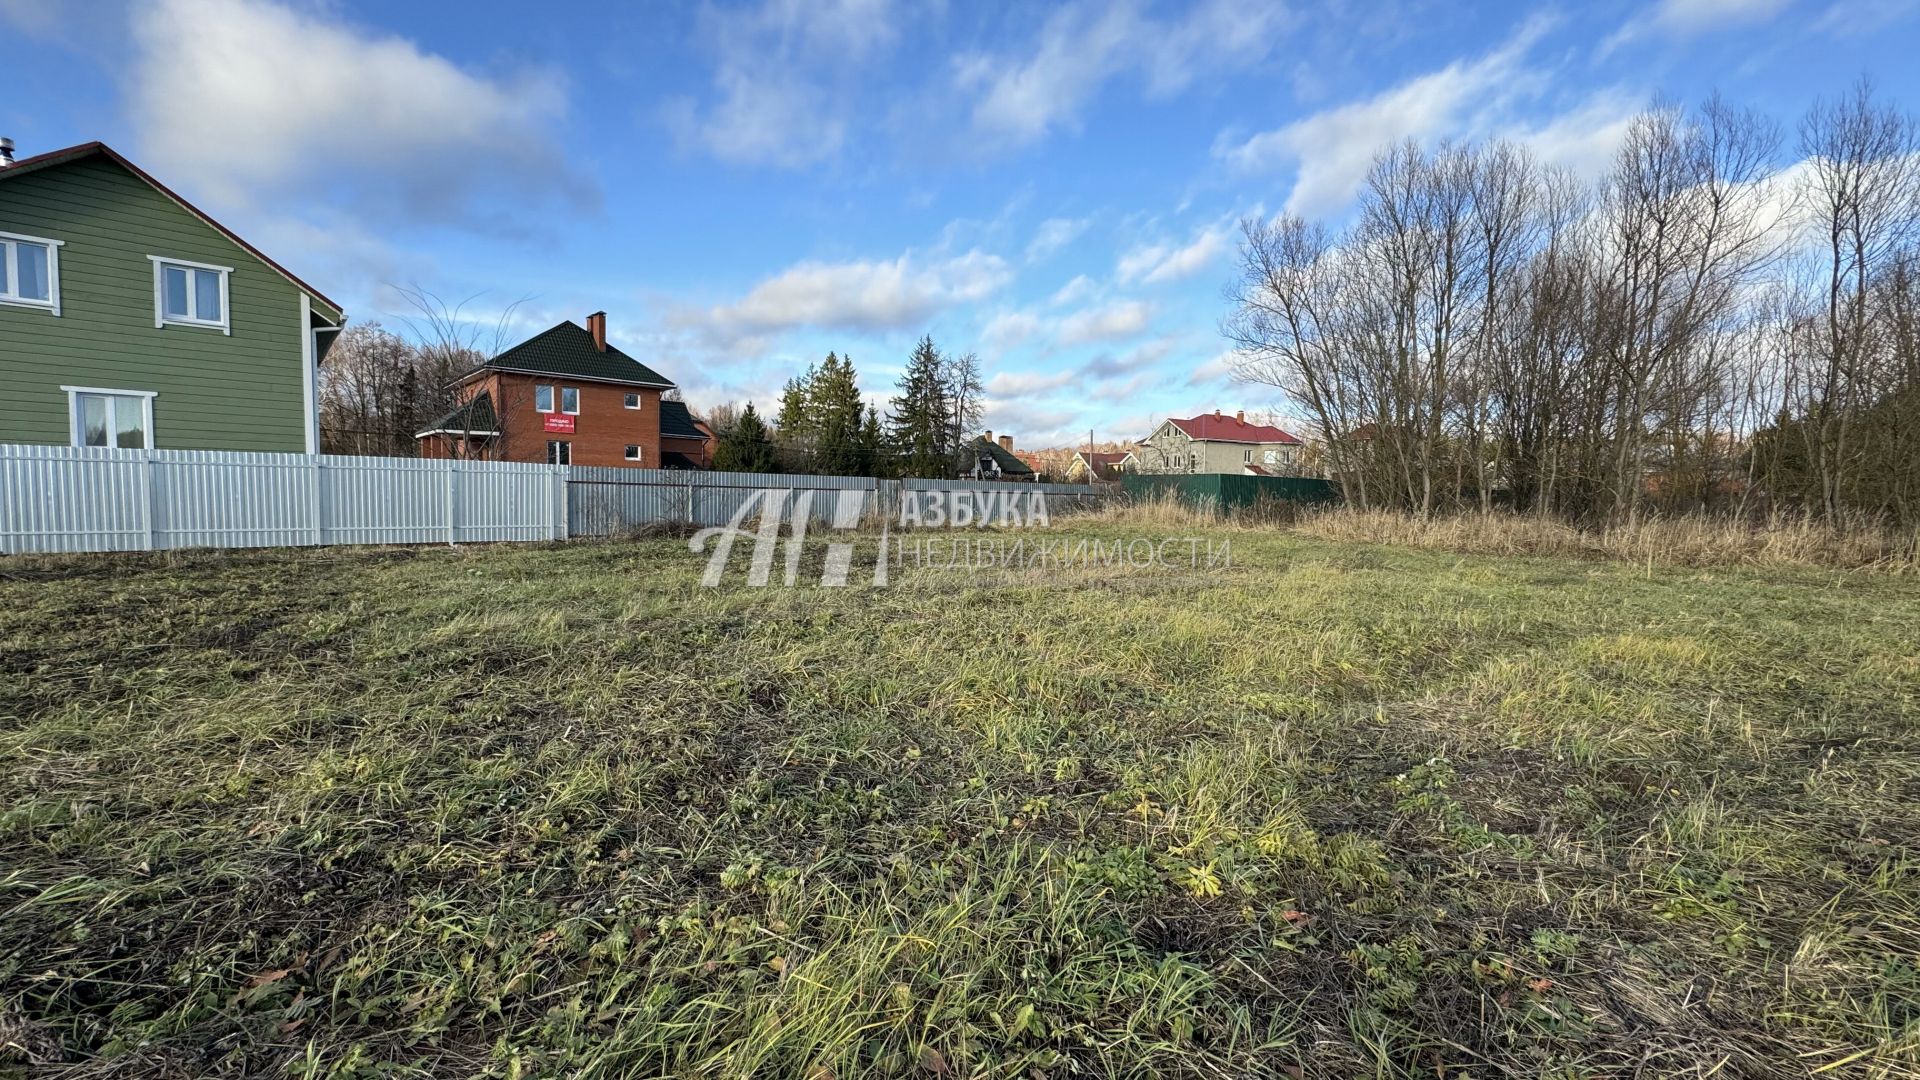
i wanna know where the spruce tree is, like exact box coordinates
[858,404,886,477]
[810,352,868,476]
[713,403,780,474]
[775,364,816,446]
[888,336,954,479]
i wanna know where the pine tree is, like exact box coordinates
[888,336,954,479]
[775,364,816,444]
[713,403,780,474]
[810,352,868,476]
[858,404,886,477]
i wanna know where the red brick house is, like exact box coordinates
[657,399,711,469]
[415,312,706,468]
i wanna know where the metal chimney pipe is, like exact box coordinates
[0,138,15,168]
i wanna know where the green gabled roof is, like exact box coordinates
[658,399,706,440]
[963,435,1035,475]
[467,321,675,388]
[414,392,498,438]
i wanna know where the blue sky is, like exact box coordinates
[6,0,1918,449]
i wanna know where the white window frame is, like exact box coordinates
[0,231,62,314]
[624,392,642,410]
[1243,448,1253,463]
[149,256,232,334]
[561,387,580,415]
[1263,449,1279,464]
[546,440,571,466]
[625,444,642,462]
[535,384,555,413]
[62,386,157,450]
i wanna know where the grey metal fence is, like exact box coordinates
[901,477,1107,521]
[0,444,1114,555]
[566,468,878,535]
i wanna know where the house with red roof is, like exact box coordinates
[1131,410,1304,475]
[1065,450,1128,482]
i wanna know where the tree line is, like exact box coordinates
[1227,80,1920,525]
[711,335,988,478]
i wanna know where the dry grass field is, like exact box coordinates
[2,520,1917,1077]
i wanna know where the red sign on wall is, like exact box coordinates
[543,414,576,434]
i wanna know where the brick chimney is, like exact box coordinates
[1235,410,1244,423]
[982,429,993,444]
[998,434,1013,451]
[586,311,607,352]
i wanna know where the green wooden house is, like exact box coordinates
[0,140,344,454]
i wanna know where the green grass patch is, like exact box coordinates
[2,529,1918,1077]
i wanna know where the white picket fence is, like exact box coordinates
[0,444,1110,555]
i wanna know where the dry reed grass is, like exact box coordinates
[1292,506,1919,572]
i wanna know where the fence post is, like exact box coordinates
[140,451,158,551]
[685,473,695,525]
[553,465,569,541]
[309,455,325,547]
[446,460,459,546]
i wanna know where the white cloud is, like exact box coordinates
[1187,348,1247,386]
[1217,18,1551,216]
[1503,92,1643,181]
[1026,216,1090,261]
[1088,373,1157,402]
[1057,299,1154,345]
[983,309,1045,351]
[1116,226,1230,285]
[698,248,1012,334]
[1652,0,1792,31]
[1602,0,1789,53]
[987,368,1076,396]
[128,0,583,221]
[1050,275,1097,306]
[1813,0,1919,34]
[1082,335,1177,378]
[956,0,1288,148]
[979,398,1081,446]
[667,0,899,167]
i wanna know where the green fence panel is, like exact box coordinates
[1122,472,1340,510]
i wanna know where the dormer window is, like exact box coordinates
[150,256,231,333]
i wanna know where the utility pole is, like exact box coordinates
[1088,428,1095,489]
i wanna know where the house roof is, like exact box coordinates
[658,399,707,440]
[0,141,343,319]
[461,321,675,388]
[1074,450,1128,479]
[1167,413,1302,445]
[414,392,499,439]
[965,435,1035,475]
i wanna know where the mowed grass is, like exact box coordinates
[2,525,1918,1079]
